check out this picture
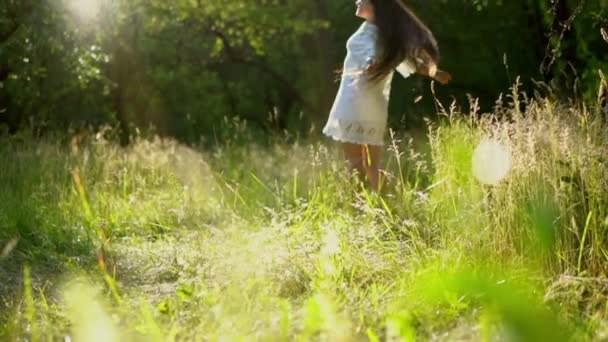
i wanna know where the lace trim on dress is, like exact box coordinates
[322,118,385,146]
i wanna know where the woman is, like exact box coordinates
[323,0,451,190]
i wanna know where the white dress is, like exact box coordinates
[323,21,415,146]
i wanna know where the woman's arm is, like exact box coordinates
[413,49,451,85]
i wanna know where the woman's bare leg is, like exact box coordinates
[342,143,365,180]
[363,144,381,191]
[342,143,381,191]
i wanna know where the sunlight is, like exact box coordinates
[472,139,512,185]
[67,0,104,21]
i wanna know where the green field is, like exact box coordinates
[1,96,607,341]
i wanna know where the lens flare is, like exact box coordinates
[472,139,512,185]
[68,0,103,20]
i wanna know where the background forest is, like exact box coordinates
[1,0,606,142]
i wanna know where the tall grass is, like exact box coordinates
[0,91,607,340]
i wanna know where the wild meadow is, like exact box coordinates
[1,0,607,339]
[1,83,607,341]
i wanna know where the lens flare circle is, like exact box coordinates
[472,139,512,185]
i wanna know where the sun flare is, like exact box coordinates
[67,0,104,20]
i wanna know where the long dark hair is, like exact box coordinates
[368,0,439,81]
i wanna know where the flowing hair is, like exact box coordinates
[367,0,439,81]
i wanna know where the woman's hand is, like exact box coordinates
[433,70,451,85]
[412,50,450,85]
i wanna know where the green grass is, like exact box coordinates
[1,95,607,341]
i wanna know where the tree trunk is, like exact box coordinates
[541,0,586,81]
[0,64,10,130]
[310,0,338,123]
[524,0,549,76]
[108,41,131,146]
[554,0,579,67]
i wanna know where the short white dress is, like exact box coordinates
[323,21,415,146]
